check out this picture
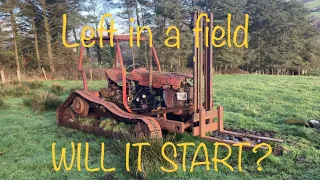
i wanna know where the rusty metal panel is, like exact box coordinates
[163,89,175,108]
[155,118,188,133]
[105,69,123,83]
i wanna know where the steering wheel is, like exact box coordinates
[126,63,141,72]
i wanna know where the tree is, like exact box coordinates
[39,0,54,72]
[245,0,320,74]
[21,0,42,70]
[0,0,21,81]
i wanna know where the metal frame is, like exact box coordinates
[78,35,161,113]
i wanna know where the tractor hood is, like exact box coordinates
[127,68,193,90]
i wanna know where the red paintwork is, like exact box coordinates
[127,68,192,90]
[105,69,123,84]
[78,46,88,90]
[115,41,132,113]
[152,46,161,72]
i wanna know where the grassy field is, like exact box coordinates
[0,75,320,179]
[305,0,320,9]
[311,11,320,17]
[306,0,320,18]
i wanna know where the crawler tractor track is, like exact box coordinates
[56,90,162,139]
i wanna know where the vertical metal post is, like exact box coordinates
[199,108,206,137]
[78,45,88,90]
[193,12,198,112]
[204,17,208,108]
[198,10,203,110]
[152,46,162,72]
[218,106,224,131]
[205,13,213,112]
[116,41,132,113]
[149,47,153,89]
[114,49,119,68]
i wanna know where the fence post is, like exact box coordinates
[90,68,93,81]
[42,67,48,80]
[17,70,21,82]
[0,70,5,84]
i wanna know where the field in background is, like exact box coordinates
[305,0,320,8]
[0,75,319,179]
[306,0,320,18]
[311,11,320,17]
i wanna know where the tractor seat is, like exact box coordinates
[105,69,123,85]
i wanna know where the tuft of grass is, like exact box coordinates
[69,86,82,94]
[43,95,63,111]
[243,103,261,117]
[112,136,175,179]
[99,119,131,133]
[0,99,8,109]
[23,81,44,89]
[23,92,63,112]
[0,83,30,97]
[100,119,117,131]
[50,84,65,96]
[99,119,176,179]
[9,80,20,85]
[113,122,130,133]
[77,117,96,126]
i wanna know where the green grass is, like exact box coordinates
[23,92,63,112]
[0,99,8,109]
[310,11,320,17]
[50,84,65,96]
[306,0,320,18]
[0,76,320,179]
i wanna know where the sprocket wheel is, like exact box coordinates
[72,96,89,117]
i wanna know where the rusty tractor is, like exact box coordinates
[56,12,283,147]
